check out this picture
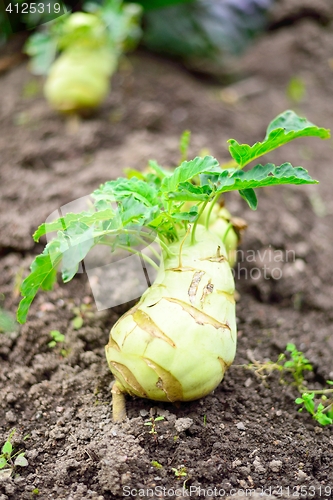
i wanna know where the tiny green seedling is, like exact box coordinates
[144,416,165,437]
[71,303,95,330]
[245,343,313,391]
[0,430,28,478]
[172,465,187,478]
[296,381,333,426]
[151,460,163,469]
[48,330,67,357]
[0,307,17,333]
[282,343,313,390]
[244,345,333,426]
[48,330,65,348]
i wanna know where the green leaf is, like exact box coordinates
[0,308,17,333]
[167,182,212,201]
[2,441,12,456]
[239,188,257,210]
[148,212,178,240]
[17,240,61,324]
[57,224,96,282]
[171,206,199,222]
[161,156,220,193]
[326,380,333,386]
[72,316,83,330]
[14,454,28,467]
[119,196,157,227]
[24,32,57,75]
[50,330,65,342]
[228,110,330,167]
[316,413,333,426]
[111,178,159,205]
[147,160,171,180]
[0,457,8,469]
[33,208,115,242]
[215,163,317,197]
[301,392,315,401]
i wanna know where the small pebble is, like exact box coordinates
[253,456,266,473]
[244,377,252,388]
[236,422,246,431]
[297,469,308,481]
[5,410,16,423]
[174,418,193,433]
[269,460,282,472]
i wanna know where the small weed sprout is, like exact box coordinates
[0,430,28,477]
[71,303,95,330]
[246,343,313,391]
[282,343,313,389]
[296,382,333,426]
[172,465,187,478]
[48,330,67,356]
[151,460,163,469]
[144,416,165,439]
[48,330,65,348]
[242,344,333,426]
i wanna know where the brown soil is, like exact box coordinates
[1,4,333,499]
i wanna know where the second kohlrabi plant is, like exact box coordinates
[25,0,142,113]
[16,110,330,421]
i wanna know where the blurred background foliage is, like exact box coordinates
[0,0,277,113]
[1,0,276,66]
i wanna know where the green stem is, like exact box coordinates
[322,402,333,414]
[177,225,191,269]
[205,193,219,230]
[95,227,157,243]
[100,239,160,271]
[97,223,175,259]
[191,199,209,245]
[305,388,333,395]
[155,237,174,257]
[222,223,233,244]
[117,245,159,271]
[135,237,161,261]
